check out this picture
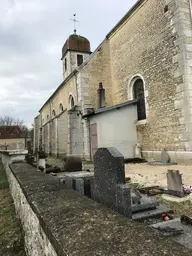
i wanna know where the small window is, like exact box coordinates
[64,58,67,71]
[52,110,56,117]
[77,54,83,66]
[47,114,49,121]
[69,95,75,109]
[59,103,64,112]
[164,5,168,13]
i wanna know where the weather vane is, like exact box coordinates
[71,14,79,35]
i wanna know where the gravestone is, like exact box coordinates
[161,149,170,164]
[63,156,82,172]
[64,171,94,197]
[167,170,184,197]
[73,178,84,195]
[93,147,132,218]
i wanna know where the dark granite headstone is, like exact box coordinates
[167,170,184,197]
[73,178,84,195]
[64,172,94,197]
[93,148,125,209]
[116,184,132,218]
[93,147,132,218]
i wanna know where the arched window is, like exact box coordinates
[52,109,56,117]
[69,95,75,109]
[133,79,146,121]
[47,114,49,121]
[59,103,64,112]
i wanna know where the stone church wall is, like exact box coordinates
[79,41,113,108]
[51,75,77,113]
[108,0,189,152]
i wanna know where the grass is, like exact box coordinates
[0,163,26,256]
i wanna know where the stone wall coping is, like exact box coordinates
[8,162,192,256]
[143,150,192,155]
[0,150,28,155]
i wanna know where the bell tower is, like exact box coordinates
[61,15,91,80]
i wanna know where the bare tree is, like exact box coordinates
[0,116,24,126]
[0,116,29,137]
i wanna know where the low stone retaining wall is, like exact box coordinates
[1,154,191,255]
[142,151,192,165]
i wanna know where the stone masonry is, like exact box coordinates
[109,0,191,152]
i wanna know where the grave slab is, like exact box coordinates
[162,194,189,203]
[63,171,94,179]
[150,218,192,250]
[132,204,171,220]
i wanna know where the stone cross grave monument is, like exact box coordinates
[92,147,132,218]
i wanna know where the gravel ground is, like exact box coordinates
[125,163,192,188]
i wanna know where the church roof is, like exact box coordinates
[82,99,138,118]
[61,34,91,60]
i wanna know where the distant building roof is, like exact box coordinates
[61,34,91,59]
[0,126,24,139]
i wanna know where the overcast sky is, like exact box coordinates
[0,0,137,126]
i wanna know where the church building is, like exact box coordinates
[33,0,192,164]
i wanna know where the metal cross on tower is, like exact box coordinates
[71,14,79,35]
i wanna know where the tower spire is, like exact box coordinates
[71,14,79,35]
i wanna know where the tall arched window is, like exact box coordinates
[59,103,64,112]
[69,95,75,109]
[133,79,146,121]
[133,79,146,120]
[47,114,49,121]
